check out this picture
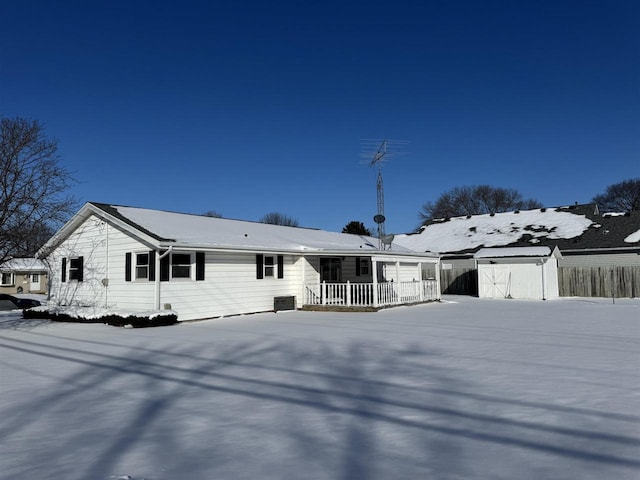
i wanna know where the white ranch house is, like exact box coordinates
[38,202,440,321]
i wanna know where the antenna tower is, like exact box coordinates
[371,140,388,249]
[361,139,408,250]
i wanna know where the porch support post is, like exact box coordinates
[395,261,401,305]
[322,281,327,305]
[372,258,379,308]
[346,280,351,306]
[154,252,160,309]
[419,262,424,302]
[302,255,306,304]
[436,259,442,300]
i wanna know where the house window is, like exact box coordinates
[256,254,284,279]
[356,257,371,277]
[171,253,192,279]
[1,272,14,286]
[136,253,149,279]
[31,274,40,283]
[68,257,84,282]
[159,251,203,282]
[264,256,275,277]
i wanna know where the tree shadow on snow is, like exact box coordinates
[0,326,639,479]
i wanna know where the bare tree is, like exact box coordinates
[592,178,640,212]
[342,221,371,236]
[259,212,299,227]
[202,210,223,218]
[419,185,542,224]
[0,117,76,264]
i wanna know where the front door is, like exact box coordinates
[30,274,41,292]
[320,258,342,283]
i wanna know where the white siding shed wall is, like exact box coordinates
[477,257,559,300]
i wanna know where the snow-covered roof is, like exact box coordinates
[474,247,557,259]
[625,229,640,243]
[42,203,437,258]
[1,258,47,272]
[112,205,385,252]
[395,208,593,254]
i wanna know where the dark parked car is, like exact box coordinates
[0,294,41,311]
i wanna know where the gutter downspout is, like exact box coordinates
[155,246,173,310]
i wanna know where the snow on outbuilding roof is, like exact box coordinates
[474,246,561,259]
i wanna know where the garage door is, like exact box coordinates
[479,267,509,298]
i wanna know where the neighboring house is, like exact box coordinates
[0,258,49,295]
[37,202,440,321]
[395,204,640,297]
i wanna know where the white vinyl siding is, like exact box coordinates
[160,252,301,320]
[48,214,156,310]
[559,252,640,267]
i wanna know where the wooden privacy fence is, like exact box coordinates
[440,268,478,295]
[558,266,640,298]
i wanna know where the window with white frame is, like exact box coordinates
[263,255,275,277]
[1,272,14,286]
[31,274,40,283]
[135,253,149,279]
[171,253,192,279]
[256,254,283,279]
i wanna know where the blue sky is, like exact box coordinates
[2,1,638,234]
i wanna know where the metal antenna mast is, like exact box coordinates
[361,139,408,250]
[370,140,388,249]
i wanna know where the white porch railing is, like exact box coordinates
[304,280,439,308]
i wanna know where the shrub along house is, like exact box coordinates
[37,202,440,321]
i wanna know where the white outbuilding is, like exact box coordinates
[474,246,562,300]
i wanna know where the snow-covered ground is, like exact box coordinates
[1,296,639,480]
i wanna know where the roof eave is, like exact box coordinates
[37,202,167,258]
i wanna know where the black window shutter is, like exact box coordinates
[256,254,264,279]
[77,256,84,282]
[148,251,156,281]
[125,253,132,281]
[196,252,205,281]
[61,258,67,283]
[160,251,170,281]
[356,257,361,276]
[277,255,284,279]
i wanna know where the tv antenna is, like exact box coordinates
[360,139,408,250]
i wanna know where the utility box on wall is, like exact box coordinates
[274,296,296,312]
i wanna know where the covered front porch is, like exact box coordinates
[301,253,440,310]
